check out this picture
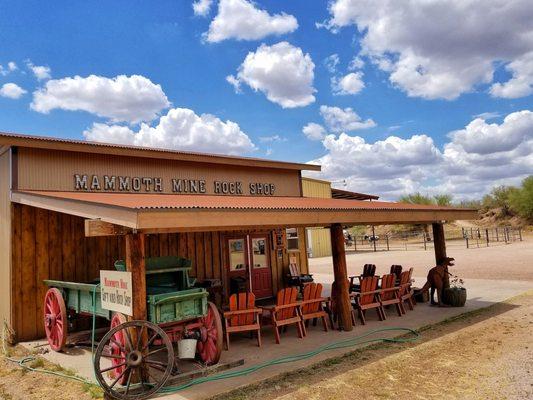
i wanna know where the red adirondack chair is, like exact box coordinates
[379,273,403,318]
[390,264,403,284]
[300,283,329,333]
[223,292,262,350]
[352,275,385,325]
[398,268,415,313]
[261,287,305,344]
[349,263,377,292]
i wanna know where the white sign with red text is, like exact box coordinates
[100,270,133,316]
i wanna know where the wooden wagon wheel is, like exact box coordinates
[197,302,223,365]
[44,288,68,352]
[94,320,174,400]
[109,313,128,386]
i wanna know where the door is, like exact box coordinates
[249,235,273,299]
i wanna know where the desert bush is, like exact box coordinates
[509,176,533,221]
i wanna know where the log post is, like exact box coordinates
[330,223,353,332]
[125,233,147,321]
[432,222,447,266]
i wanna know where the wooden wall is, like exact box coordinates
[302,177,333,258]
[11,203,308,341]
[0,150,11,328]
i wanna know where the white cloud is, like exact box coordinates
[319,105,375,132]
[302,123,326,141]
[83,107,256,156]
[348,56,364,71]
[230,42,316,108]
[332,72,365,95]
[0,61,18,76]
[259,134,287,143]
[324,54,340,73]
[305,110,533,200]
[205,0,298,43]
[193,0,213,16]
[7,62,17,71]
[26,61,51,80]
[0,83,27,99]
[324,0,533,100]
[473,111,501,121]
[226,74,242,93]
[31,74,170,124]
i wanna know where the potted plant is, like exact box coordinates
[443,275,467,307]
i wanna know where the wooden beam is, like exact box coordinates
[432,222,447,265]
[330,223,353,332]
[84,219,131,237]
[125,233,147,320]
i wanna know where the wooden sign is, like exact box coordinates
[100,270,133,316]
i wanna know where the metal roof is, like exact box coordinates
[331,188,380,201]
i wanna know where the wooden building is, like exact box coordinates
[0,132,477,341]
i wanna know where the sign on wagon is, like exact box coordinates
[100,270,133,316]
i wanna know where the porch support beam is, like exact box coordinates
[432,222,447,265]
[330,223,353,331]
[84,219,131,237]
[125,233,147,320]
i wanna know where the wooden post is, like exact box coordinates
[330,224,353,332]
[519,228,523,241]
[423,232,427,250]
[125,233,147,321]
[386,234,389,251]
[372,226,377,252]
[432,223,447,265]
[485,229,489,247]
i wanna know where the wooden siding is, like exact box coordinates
[11,204,309,341]
[16,148,301,197]
[301,178,332,199]
[0,151,11,328]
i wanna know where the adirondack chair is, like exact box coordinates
[349,263,377,292]
[223,292,262,350]
[390,265,403,284]
[300,283,329,333]
[379,273,403,318]
[287,256,313,292]
[398,268,415,313]
[352,275,385,325]
[261,287,305,344]
[324,279,354,330]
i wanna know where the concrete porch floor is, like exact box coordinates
[21,276,531,400]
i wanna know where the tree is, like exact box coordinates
[434,194,453,206]
[399,192,435,240]
[509,176,533,221]
[481,185,517,215]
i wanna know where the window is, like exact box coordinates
[286,228,299,251]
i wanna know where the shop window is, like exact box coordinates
[286,228,299,251]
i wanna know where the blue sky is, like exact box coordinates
[1,0,532,199]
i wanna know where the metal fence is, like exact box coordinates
[344,226,523,253]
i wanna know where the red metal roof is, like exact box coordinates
[331,188,379,201]
[19,190,473,212]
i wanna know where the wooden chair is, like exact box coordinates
[398,268,415,313]
[223,292,262,350]
[324,280,354,330]
[261,287,305,344]
[349,263,376,292]
[300,283,329,333]
[352,276,385,325]
[379,274,403,318]
[390,265,403,284]
[287,257,314,293]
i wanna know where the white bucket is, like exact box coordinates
[178,338,197,359]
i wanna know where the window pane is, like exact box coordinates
[229,239,245,271]
[252,238,267,268]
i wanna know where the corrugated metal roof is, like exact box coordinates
[19,190,475,212]
[331,188,380,201]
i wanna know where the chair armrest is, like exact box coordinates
[271,303,301,311]
[380,287,400,293]
[223,308,262,317]
[299,297,327,306]
[358,289,382,296]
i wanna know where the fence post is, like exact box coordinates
[485,229,489,247]
[423,232,427,250]
[519,228,523,241]
[504,227,508,243]
[386,234,390,251]
[465,236,469,249]
[495,227,499,242]
[372,226,377,252]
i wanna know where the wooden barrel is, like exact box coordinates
[443,288,467,307]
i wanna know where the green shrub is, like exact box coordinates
[509,176,533,221]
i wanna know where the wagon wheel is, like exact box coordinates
[197,302,223,365]
[109,313,128,385]
[94,320,174,400]
[44,288,68,352]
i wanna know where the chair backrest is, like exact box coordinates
[288,262,300,277]
[228,292,256,327]
[399,270,411,295]
[390,265,402,280]
[380,274,397,301]
[359,276,379,305]
[362,264,376,277]
[302,283,323,315]
[276,287,299,321]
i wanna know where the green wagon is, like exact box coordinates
[43,256,223,400]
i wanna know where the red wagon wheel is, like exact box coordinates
[44,288,68,352]
[109,313,128,385]
[197,302,223,365]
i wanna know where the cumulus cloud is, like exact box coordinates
[302,123,326,141]
[83,107,256,155]
[0,61,17,76]
[0,83,27,99]
[324,54,340,73]
[229,42,316,108]
[205,0,298,43]
[26,61,51,80]
[305,110,533,200]
[332,72,365,95]
[319,105,375,132]
[193,0,214,16]
[324,0,533,100]
[31,74,170,124]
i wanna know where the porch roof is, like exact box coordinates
[12,190,478,232]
